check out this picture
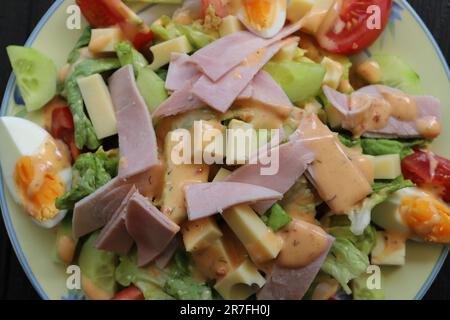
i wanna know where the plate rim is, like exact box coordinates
[0,0,448,300]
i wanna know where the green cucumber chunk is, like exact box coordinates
[137,67,168,113]
[7,46,57,111]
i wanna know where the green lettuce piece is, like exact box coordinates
[361,138,427,159]
[321,238,369,295]
[328,224,376,256]
[65,58,121,149]
[115,251,214,300]
[264,204,292,232]
[115,41,149,75]
[79,231,118,298]
[137,67,168,113]
[338,134,361,148]
[352,272,385,300]
[67,26,92,64]
[177,22,217,49]
[56,148,119,210]
[349,176,414,235]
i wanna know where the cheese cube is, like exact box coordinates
[219,15,245,37]
[77,74,117,139]
[370,154,402,180]
[149,35,193,70]
[182,217,223,252]
[287,0,316,23]
[89,28,124,53]
[371,231,406,266]
[226,119,258,165]
[301,0,335,34]
[322,57,344,89]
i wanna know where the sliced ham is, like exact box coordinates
[94,186,137,255]
[239,70,293,109]
[165,53,199,92]
[185,182,282,220]
[152,78,205,120]
[190,21,302,82]
[125,192,180,266]
[323,85,441,138]
[225,140,314,214]
[257,234,334,300]
[109,65,159,178]
[73,178,130,238]
[191,38,297,113]
[155,236,180,269]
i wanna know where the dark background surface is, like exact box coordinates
[0,0,449,300]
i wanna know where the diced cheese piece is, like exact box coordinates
[191,120,226,164]
[212,168,232,182]
[219,15,245,37]
[149,35,193,70]
[301,0,335,34]
[226,119,258,165]
[321,57,344,90]
[89,28,124,53]
[287,0,315,23]
[182,217,223,252]
[192,224,247,279]
[161,130,210,224]
[77,74,117,139]
[369,154,402,180]
[214,259,266,300]
[273,39,301,62]
[371,231,406,266]
[222,204,283,263]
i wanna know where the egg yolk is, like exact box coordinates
[400,196,450,243]
[242,0,279,31]
[14,156,65,222]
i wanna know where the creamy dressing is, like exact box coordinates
[223,104,289,129]
[382,91,418,121]
[297,114,372,214]
[416,116,441,139]
[343,145,375,184]
[14,137,71,221]
[356,60,382,84]
[276,219,329,268]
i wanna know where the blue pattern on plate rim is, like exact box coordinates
[0,0,448,300]
[62,289,86,300]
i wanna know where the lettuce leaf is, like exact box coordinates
[115,41,149,75]
[263,204,292,232]
[56,148,119,210]
[352,272,385,300]
[361,138,427,159]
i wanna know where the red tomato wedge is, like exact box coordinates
[317,0,393,54]
[76,0,153,50]
[111,286,145,300]
[51,107,80,161]
[202,0,230,18]
[402,150,450,202]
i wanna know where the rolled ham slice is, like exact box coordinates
[165,53,199,92]
[225,140,314,214]
[190,21,302,82]
[191,38,297,113]
[125,192,180,266]
[94,186,137,255]
[185,182,282,220]
[109,65,159,178]
[323,85,441,138]
[257,234,334,300]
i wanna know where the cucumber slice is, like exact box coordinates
[7,46,57,111]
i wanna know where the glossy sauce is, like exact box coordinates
[277,219,329,268]
[382,91,418,121]
[297,114,372,214]
[416,116,441,139]
[343,145,375,184]
[14,137,71,221]
[356,60,381,84]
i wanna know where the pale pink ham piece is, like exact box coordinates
[126,192,180,266]
[185,182,283,220]
[191,38,297,113]
[155,236,180,269]
[225,140,314,214]
[73,178,130,238]
[94,186,137,255]
[152,78,205,119]
[165,53,199,92]
[323,85,441,138]
[257,234,334,300]
[109,65,159,178]
[237,70,293,108]
[190,21,302,81]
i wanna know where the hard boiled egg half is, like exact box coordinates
[372,187,450,244]
[237,0,287,38]
[0,117,72,228]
